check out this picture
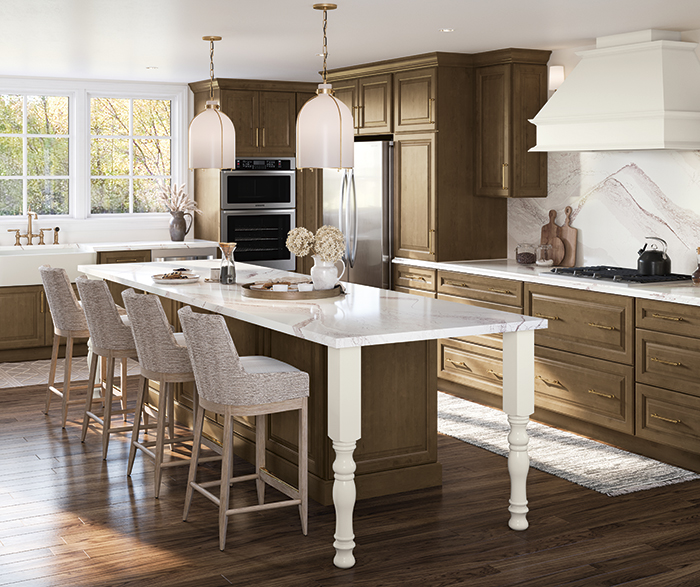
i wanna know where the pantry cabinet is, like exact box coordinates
[474,50,549,198]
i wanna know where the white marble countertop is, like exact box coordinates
[78,260,546,349]
[78,239,218,253]
[394,257,700,308]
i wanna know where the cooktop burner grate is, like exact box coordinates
[549,265,692,284]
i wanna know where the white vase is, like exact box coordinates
[310,254,346,290]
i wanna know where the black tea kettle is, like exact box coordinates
[637,237,671,276]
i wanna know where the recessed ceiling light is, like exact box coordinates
[146,66,159,70]
[439,28,454,33]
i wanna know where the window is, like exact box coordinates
[0,94,70,216]
[90,97,171,214]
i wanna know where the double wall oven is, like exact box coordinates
[220,157,296,270]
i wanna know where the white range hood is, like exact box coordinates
[530,29,700,151]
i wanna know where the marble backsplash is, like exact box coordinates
[507,151,700,275]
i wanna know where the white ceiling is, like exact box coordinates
[3,0,700,85]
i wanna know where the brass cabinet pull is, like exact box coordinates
[488,369,503,379]
[261,128,266,147]
[40,291,45,313]
[650,357,682,367]
[444,280,468,288]
[429,98,435,124]
[447,358,471,371]
[651,413,682,424]
[255,128,259,147]
[588,389,616,399]
[501,163,509,190]
[488,287,512,295]
[651,313,683,322]
[429,228,436,256]
[404,274,427,282]
[536,375,562,387]
[588,322,616,331]
[534,313,559,321]
[353,106,359,129]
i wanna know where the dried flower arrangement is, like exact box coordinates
[286,225,346,262]
[313,225,345,262]
[157,182,201,215]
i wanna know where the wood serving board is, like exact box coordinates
[559,206,578,267]
[241,283,344,300]
[540,210,565,265]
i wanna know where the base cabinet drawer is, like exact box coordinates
[636,384,700,453]
[393,265,436,293]
[637,299,700,338]
[534,347,634,434]
[437,271,523,307]
[438,338,503,398]
[636,329,700,397]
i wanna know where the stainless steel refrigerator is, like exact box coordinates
[322,140,393,289]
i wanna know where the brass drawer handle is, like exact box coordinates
[536,375,562,387]
[446,358,471,371]
[651,413,682,424]
[488,369,503,379]
[444,280,468,288]
[651,313,683,322]
[588,322,616,331]
[534,313,559,321]
[501,162,508,190]
[404,274,427,282]
[40,291,45,313]
[488,287,512,295]
[588,389,616,400]
[650,357,682,367]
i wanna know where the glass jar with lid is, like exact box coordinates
[515,243,536,265]
[536,244,554,266]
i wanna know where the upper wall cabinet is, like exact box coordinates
[394,68,437,133]
[474,49,550,198]
[328,74,393,135]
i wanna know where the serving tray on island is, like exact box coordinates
[241,282,344,300]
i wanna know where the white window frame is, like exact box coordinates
[0,77,190,243]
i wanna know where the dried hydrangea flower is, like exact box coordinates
[286,227,315,257]
[314,225,345,262]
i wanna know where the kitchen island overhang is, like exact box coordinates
[78,259,546,569]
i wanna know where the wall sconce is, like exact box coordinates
[548,65,566,92]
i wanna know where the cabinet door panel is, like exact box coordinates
[259,91,296,155]
[394,134,435,260]
[359,74,392,134]
[222,90,258,156]
[331,80,359,131]
[0,286,47,350]
[476,64,509,197]
[394,69,436,132]
[636,384,700,454]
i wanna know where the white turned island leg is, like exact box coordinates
[501,330,535,531]
[327,346,362,569]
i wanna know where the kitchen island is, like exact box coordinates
[78,259,546,569]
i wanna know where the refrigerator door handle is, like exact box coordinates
[349,171,358,267]
[339,169,348,250]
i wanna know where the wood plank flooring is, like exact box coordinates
[1,382,699,586]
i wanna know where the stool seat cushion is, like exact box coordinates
[240,356,301,375]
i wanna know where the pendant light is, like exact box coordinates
[296,4,354,170]
[188,36,236,170]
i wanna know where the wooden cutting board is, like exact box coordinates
[560,206,578,267]
[540,210,565,265]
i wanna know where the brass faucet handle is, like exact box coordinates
[7,228,21,246]
[39,228,52,245]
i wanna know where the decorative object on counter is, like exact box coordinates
[535,244,553,266]
[296,3,354,170]
[540,210,565,265]
[515,243,536,265]
[286,227,316,257]
[219,242,236,284]
[157,183,200,241]
[188,36,236,170]
[310,225,346,290]
[692,248,700,285]
[241,281,343,300]
[151,271,200,284]
[560,206,578,267]
[637,237,671,276]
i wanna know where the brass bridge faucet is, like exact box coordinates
[7,207,41,245]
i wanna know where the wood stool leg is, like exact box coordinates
[101,357,116,460]
[153,381,168,498]
[45,333,61,414]
[127,376,148,476]
[183,406,205,522]
[167,384,175,443]
[219,412,234,551]
[256,414,266,505]
[81,352,100,442]
[61,334,75,428]
[299,397,308,535]
[120,358,128,422]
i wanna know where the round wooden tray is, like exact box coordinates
[240,283,344,300]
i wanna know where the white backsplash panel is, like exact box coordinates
[508,151,700,274]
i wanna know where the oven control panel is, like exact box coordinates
[232,158,294,171]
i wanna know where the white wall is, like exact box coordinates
[508,29,700,275]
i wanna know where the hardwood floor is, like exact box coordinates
[1,382,699,587]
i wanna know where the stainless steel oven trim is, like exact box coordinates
[220,209,296,271]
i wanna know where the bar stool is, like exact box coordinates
[178,306,309,550]
[122,288,200,498]
[75,276,138,459]
[39,265,91,428]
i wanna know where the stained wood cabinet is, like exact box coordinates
[221,90,296,156]
[97,250,151,307]
[394,68,437,132]
[330,74,392,134]
[0,285,51,351]
[475,50,549,198]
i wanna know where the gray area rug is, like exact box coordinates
[438,392,700,496]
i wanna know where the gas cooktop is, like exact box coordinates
[547,265,692,285]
